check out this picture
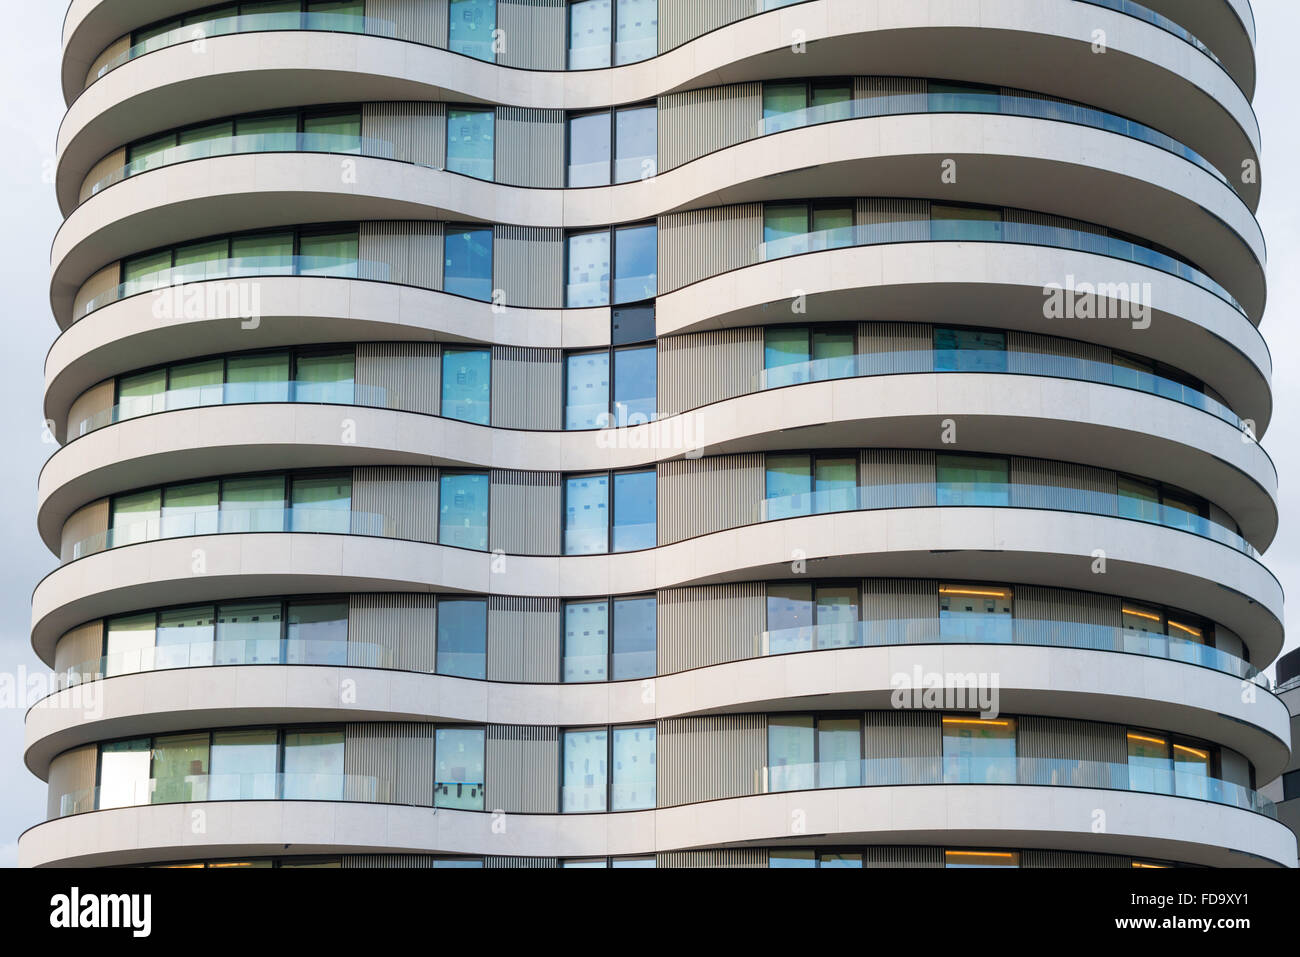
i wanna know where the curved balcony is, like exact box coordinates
[56,771,390,817]
[55,1,1260,228]
[23,785,1294,868]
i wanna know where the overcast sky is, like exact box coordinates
[0,3,1296,866]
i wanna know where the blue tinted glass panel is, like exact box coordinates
[567,230,610,307]
[612,469,655,551]
[564,473,609,554]
[441,347,491,425]
[568,110,611,187]
[565,350,610,429]
[447,108,494,180]
[564,600,608,682]
[449,0,496,61]
[612,596,655,680]
[613,344,656,425]
[439,472,490,551]
[444,226,493,301]
[614,223,656,303]
[435,727,485,808]
[611,725,655,810]
[437,598,487,679]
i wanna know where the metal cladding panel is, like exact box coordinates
[85,35,130,90]
[862,579,939,644]
[497,0,566,70]
[361,102,446,168]
[657,204,762,293]
[355,342,442,416]
[486,855,559,868]
[855,198,932,239]
[1004,207,1109,255]
[1022,850,1129,868]
[487,596,562,682]
[863,711,942,761]
[365,0,449,46]
[859,449,937,508]
[1006,330,1111,374]
[856,321,934,373]
[53,620,105,677]
[60,499,109,562]
[495,108,566,186]
[657,453,764,544]
[854,75,927,110]
[1008,457,1117,511]
[656,715,767,807]
[862,846,944,868]
[493,225,564,307]
[46,744,98,821]
[344,855,443,867]
[486,725,559,813]
[491,346,562,429]
[657,849,768,868]
[73,263,120,321]
[657,82,761,171]
[348,594,438,674]
[358,221,444,290]
[657,582,764,673]
[656,328,763,417]
[80,147,126,203]
[488,469,562,555]
[1017,716,1128,766]
[1013,584,1122,651]
[657,0,751,51]
[344,722,436,807]
[66,378,116,439]
[351,466,440,544]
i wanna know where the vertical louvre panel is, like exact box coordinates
[361,102,446,168]
[657,204,762,293]
[365,0,448,46]
[862,579,939,643]
[1213,623,1244,661]
[1008,457,1116,511]
[54,620,105,677]
[488,469,561,555]
[854,76,927,111]
[343,722,435,806]
[66,379,117,438]
[344,855,441,868]
[1013,584,1121,649]
[856,198,931,240]
[863,710,942,787]
[656,328,763,416]
[657,0,752,52]
[657,715,766,806]
[496,0,566,70]
[348,594,437,673]
[491,346,562,429]
[657,849,768,868]
[73,263,121,320]
[487,596,561,682]
[1003,207,1109,256]
[1006,330,1110,375]
[80,147,127,203]
[61,499,109,562]
[657,583,764,673]
[47,745,99,820]
[351,466,439,543]
[1022,850,1129,868]
[857,321,933,373]
[493,225,563,307]
[657,453,763,543]
[85,36,130,89]
[1017,716,1128,765]
[486,725,559,813]
[355,342,441,415]
[494,108,565,187]
[860,449,936,508]
[486,855,559,868]
[862,846,944,868]
[657,83,761,171]
[359,221,444,290]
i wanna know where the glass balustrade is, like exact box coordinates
[57,772,390,818]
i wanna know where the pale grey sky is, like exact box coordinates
[0,2,1295,867]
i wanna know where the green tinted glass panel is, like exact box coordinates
[152,733,210,804]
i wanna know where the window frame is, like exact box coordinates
[562,341,657,429]
[562,467,657,554]
[560,593,657,682]
[559,722,657,813]
[564,221,657,308]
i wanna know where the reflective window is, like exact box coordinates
[562,728,608,812]
[161,481,219,540]
[612,343,656,424]
[935,454,1009,507]
[117,369,167,420]
[934,327,1007,373]
[435,727,485,809]
[569,0,612,69]
[285,599,348,665]
[942,716,1016,784]
[769,849,817,868]
[216,600,282,665]
[612,469,656,551]
[294,351,355,404]
[448,0,496,61]
[614,223,656,303]
[1127,729,1172,794]
[611,725,655,810]
[565,344,656,429]
[564,600,609,682]
[437,597,487,679]
[566,230,610,307]
[438,472,490,551]
[290,474,352,534]
[155,606,216,669]
[444,225,493,301]
[98,739,152,810]
[615,104,656,181]
[441,346,491,425]
[447,107,494,180]
[219,474,286,533]
[614,0,656,64]
[765,453,811,521]
[767,716,814,792]
[612,596,656,679]
[151,733,210,804]
[568,110,611,187]
[939,584,1013,643]
[167,358,224,410]
[282,729,345,800]
[564,473,609,554]
[209,729,278,801]
[298,230,357,278]
[226,353,291,403]
[766,583,859,654]
[565,350,610,429]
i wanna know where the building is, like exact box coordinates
[19,0,1295,868]
[1262,648,1300,850]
